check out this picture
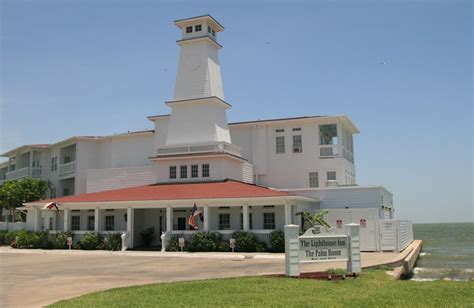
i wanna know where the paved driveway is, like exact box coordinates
[0,248,398,308]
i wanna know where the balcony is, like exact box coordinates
[5,167,42,181]
[59,161,76,175]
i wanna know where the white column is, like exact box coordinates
[127,208,134,248]
[33,208,42,232]
[63,208,69,231]
[29,151,34,175]
[242,204,249,231]
[284,224,300,277]
[203,206,209,232]
[166,207,172,232]
[94,208,100,232]
[345,223,362,273]
[284,203,291,226]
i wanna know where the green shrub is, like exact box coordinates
[269,230,285,252]
[218,241,230,252]
[140,227,156,247]
[102,233,122,251]
[4,230,21,245]
[16,230,51,249]
[51,231,75,249]
[232,231,266,252]
[188,232,222,252]
[166,235,180,251]
[0,231,6,246]
[78,232,102,250]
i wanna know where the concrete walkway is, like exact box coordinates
[0,247,399,308]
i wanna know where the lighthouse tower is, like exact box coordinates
[164,15,232,147]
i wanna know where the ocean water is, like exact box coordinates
[412,223,474,281]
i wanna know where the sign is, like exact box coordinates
[284,224,362,277]
[299,233,348,262]
[178,237,185,252]
[229,238,236,252]
[67,236,73,250]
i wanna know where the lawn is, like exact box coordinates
[50,270,473,307]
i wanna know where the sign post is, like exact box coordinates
[284,224,300,277]
[229,238,236,252]
[178,237,185,252]
[67,237,73,250]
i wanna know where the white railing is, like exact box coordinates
[5,167,42,180]
[319,145,338,157]
[59,161,76,175]
[342,147,354,163]
[157,142,241,157]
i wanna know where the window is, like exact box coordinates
[50,187,56,198]
[169,166,177,179]
[195,24,202,32]
[219,213,230,230]
[309,172,319,188]
[186,26,193,33]
[327,171,336,181]
[202,164,210,178]
[293,135,302,153]
[207,25,211,33]
[71,216,80,231]
[292,127,301,131]
[276,136,285,154]
[48,217,54,230]
[212,29,216,36]
[63,188,70,196]
[105,216,115,231]
[191,165,199,178]
[180,165,188,179]
[240,213,253,230]
[275,129,284,133]
[263,213,275,229]
[51,156,57,171]
[319,124,338,145]
[87,216,95,231]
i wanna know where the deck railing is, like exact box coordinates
[5,167,42,181]
[157,142,241,157]
[59,161,76,175]
[319,145,338,157]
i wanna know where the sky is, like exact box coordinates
[0,0,472,223]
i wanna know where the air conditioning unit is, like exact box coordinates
[293,147,302,153]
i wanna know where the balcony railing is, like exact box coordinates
[59,161,76,175]
[156,142,241,157]
[5,167,42,181]
[319,145,338,157]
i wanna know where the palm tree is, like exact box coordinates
[300,210,331,231]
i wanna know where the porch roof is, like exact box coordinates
[26,179,314,206]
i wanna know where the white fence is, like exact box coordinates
[0,222,27,231]
[380,219,413,252]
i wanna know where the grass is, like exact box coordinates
[50,269,474,307]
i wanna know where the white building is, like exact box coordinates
[1,15,411,251]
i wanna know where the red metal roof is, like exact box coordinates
[30,180,293,204]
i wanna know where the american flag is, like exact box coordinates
[43,202,59,211]
[188,204,202,230]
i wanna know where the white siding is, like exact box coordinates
[287,186,392,210]
[155,156,248,183]
[86,166,159,193]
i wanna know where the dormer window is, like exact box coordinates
[195,24,202,32]
[186,26,193,33]
[207,26,211,33]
